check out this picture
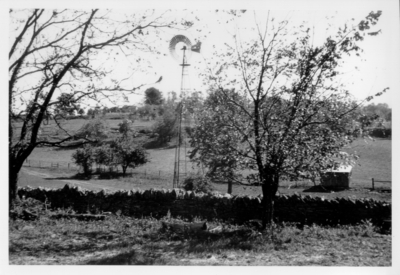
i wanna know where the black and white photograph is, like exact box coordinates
[4,0,398,272]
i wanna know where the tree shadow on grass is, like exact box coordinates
[44,174,91,181]
[44,171,132,181]
[303,185,337,193]
[145,228,268,255]
[85,249,167,265]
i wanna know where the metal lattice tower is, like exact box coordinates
[169,35,201,188]
[173,47,191,188]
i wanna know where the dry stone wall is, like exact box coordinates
[17,185,391,226]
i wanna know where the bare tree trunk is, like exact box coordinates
[9,157,23,208]
[9,169,19,208]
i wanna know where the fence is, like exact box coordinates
[22,158,191,180]
[24,159,80,171]
[371,178,391,191]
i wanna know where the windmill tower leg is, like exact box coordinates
[172,48,191,188]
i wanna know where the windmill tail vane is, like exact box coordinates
[191,41,201,53]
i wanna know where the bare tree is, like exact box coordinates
[9,9,185,205]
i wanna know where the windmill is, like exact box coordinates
[169,35,201,188]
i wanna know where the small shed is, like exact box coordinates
[320,165,353,188]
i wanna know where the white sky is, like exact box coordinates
[4,0,399,110]
[1,1,400,275]
[96,6,399,109]
[148,8,399,108]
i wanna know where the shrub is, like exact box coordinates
[182,176,214,193]
[152,110,177,146]
[118,119,134,137]
[370,128,391,138]
[76,118,108,141]
[71,145,94,176]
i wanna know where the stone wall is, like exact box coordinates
[17,185,391,226]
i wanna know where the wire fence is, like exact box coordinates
[22,158,183,180]
[371,178,391,191]
[23,159,80,171]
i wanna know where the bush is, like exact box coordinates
[152,110,177,146]
[182,176,214,193]
[76,118,108,141]
[71,145,94,176]
[370,128,391,138]
[138,128,153,134]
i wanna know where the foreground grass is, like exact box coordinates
[9,198,391,266]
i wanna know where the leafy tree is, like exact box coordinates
[78,108,85,116]
[55,93,81,117]
[361,103,391,126]
[118,119,134,138]
[93,144,114,171]
[190,89,243,194]
[87,108,94,118]
[144,87,164,105]
[153,109,178,145]
[191,11,387,228]
[76,118,108,141]
[9,9,182,204]
[136,104,157,120]
[111,137,148,176]
[72,145,94,176]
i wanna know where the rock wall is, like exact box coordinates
[17,185,391,226]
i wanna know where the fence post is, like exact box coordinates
[372,178,375,190]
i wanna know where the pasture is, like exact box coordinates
[20,116,392,202]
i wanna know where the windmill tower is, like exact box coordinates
[169,35,201,188]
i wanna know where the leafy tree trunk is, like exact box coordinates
[122,166,127,176]
[261,174,279,229]
[83,164,91,176]
[227,179,232,194]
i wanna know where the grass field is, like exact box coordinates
[11,116,155,142]
[9,198,391,265]
[20,135,392,202]
[343,138,392,187]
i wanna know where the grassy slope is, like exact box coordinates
[21,117,391,201]
[9,198,391,266]
[343,138,392,187]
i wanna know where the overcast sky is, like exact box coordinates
[146,7,398,108]
[4,0,399,110]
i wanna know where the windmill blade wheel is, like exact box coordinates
[169,34,193,62]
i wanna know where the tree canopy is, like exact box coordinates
[190,10,387,227]
[144,87,164,105]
